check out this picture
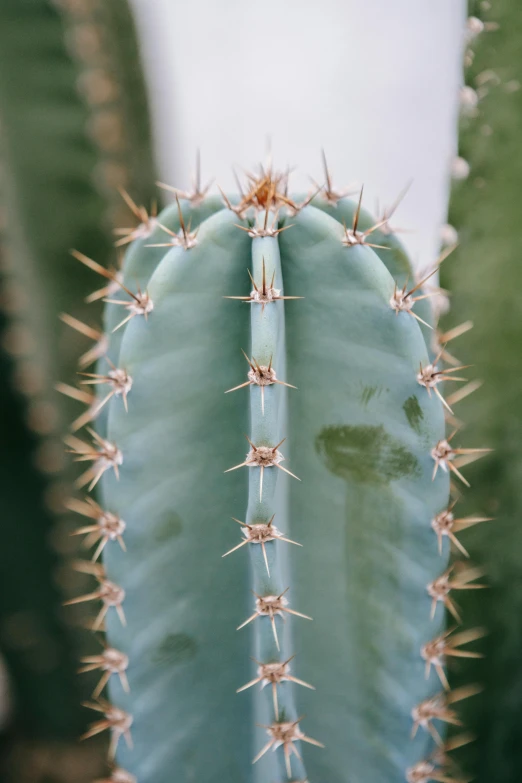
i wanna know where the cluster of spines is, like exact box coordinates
[0,2,158,694]
[60,155,491,781]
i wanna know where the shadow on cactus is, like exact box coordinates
[62,163,491,783]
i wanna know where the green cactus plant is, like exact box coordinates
[64,165,490,783]
[0,0,157,764]
[440,0,522,780]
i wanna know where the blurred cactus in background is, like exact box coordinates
[441,0,522,781]
[60,165,490,783]
[0,1,521,782]
[0,0,157,778]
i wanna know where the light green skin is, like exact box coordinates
[101,199,449,782]
[309,195,435,343]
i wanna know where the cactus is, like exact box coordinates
[440,1,522,780]
[0,0,157,760]
[65,163,490,783]
[0,312,83,740]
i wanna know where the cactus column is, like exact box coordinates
[66,169,488,783]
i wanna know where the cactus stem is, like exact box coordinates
[81,698,133,759]
[65,429,123,489]
[237,590,312,651]
[237,656,314,717]
[431,503,492,556]
[113,187,158,246]
[427,565,487,623]
[79,647,130,698]
[64,573,126,630]
[59,313,108,367]
[253,717,324,778]
[67,496,126,561]
[431,437,492,487]
[94,769,136,783]
[421,628,485,690]
[222,515,301,576]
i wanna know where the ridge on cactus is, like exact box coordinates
[61,160,490,783]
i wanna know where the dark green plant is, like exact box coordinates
[441,1,522,781]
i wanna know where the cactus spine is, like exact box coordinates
[441,2,522,779]
[66,164,489,783]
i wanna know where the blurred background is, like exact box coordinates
[0,0,520,780]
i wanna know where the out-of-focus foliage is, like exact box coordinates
[0,312,83,739]
[442,1,522,780]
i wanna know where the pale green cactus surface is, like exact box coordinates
[66,168,489,783]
